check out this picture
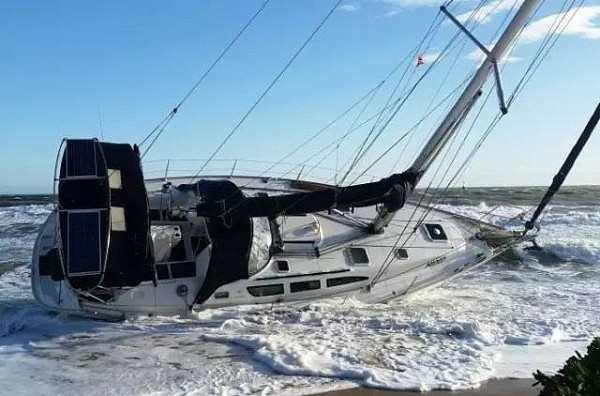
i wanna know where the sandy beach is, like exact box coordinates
[314,379,538,396]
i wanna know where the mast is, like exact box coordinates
[369,0,541,233]
[409,0,540,175]
[193,0,542,234]
[525,102,600,231]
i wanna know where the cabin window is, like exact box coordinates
[248,217,273,276]
[247,284,284,297]
[169,238,187,261]
[156,264,170,280]
[290,280,320,293]
[326,276,369,287]
[395,248,409,259]
[170,262,196,278]
[347,247,369,265]
[424,223,448,241]
[39,248,64,280]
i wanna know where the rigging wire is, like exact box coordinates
[303,81,384,180]
[218,71,473,219]
[273,1,464,183]
[508,0,584,108]
[368,0,548,287]
[406,0,524,220]
[224,4,454,191]
[347,71,476,185]
[139,0,271,157]
[340,0,492,185]
[257,79,386,182]
[397,0,544,202]
[446,0,579,192]
[369,102,474,287]
[390,31,472,173]
[337,10,446,185]
[259,5,452,186]
[414,0,584,232]
[229,44,421,186]
[393,0,521,173]
[416,89,496,224]
[188,0,344,183]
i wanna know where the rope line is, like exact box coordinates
[188,0,344,183]
[341,0,492,185]
[139,0,271,155]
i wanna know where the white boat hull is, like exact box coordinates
[32,176,512,319]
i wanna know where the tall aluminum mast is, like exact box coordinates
[370,0,540,233]
[409,0,540,175]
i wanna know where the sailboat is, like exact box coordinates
[30,0,589,319]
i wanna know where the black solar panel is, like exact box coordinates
[68,211,102,275]
[67,140,97,177]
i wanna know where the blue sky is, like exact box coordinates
[1,0,599,193]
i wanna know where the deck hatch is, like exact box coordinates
[347,247,370,265]
[67,211,102,276]
[276,260,290,272]
[290,280,320,293]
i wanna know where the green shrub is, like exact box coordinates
[533,337,600,396]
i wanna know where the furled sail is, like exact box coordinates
[192,171,419,220]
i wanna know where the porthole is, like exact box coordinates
[424,223,448,241]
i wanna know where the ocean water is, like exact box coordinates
[0,187,598,395]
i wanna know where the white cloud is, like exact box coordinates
[339,3,359,12]
[420,51,441,61]
[380,0,448,6]
[379,0,453,16]
[466,46,522,64]
[456,0,524,25]
[383,9,402,17]
[520,5,600,43]
[463,5,600,65]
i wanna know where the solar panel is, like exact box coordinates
[67,211,102,275]
[67,140,97,177]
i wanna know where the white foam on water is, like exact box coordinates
[0,204,52,226]
[0,201,598,395]
[436,202,600,264]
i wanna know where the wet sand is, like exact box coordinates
[313,379,538,396]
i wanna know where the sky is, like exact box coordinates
[1,0,599,193]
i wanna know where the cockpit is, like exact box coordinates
[148,179,277,302]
